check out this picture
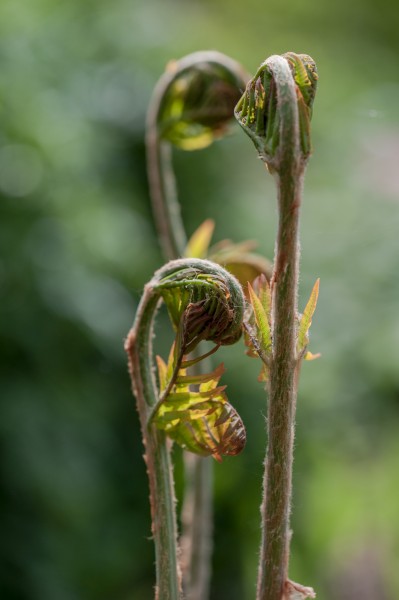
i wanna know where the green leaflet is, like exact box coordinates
[256,273,271,319]
[297,278,320,355]
[184,219,215,259]
[283,52,318,157]
[303,350,321,361]
[244,275,320,373]
[154,347,246,461]
[283,52,318,117]
[244,275,272,382]
[247,279,272,355]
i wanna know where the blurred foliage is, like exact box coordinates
[1,0,399,599]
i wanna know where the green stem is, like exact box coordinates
[147,72,213,599]
[146,120,187,260]
[146,50,247,261]
[125,288,182,600]
[147,69,210,597]
[257,168,304,600]
[235,51,317,599]
[126,258,245,600]
[146,52,246,598]
[256,56,306,600]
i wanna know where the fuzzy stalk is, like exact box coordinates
[146,52,247,599]
[125,289,182,600]
[254,56,308,600]
[147,74,209,597]
[146,122,186,261]
[147,90,212,598]
[127,257,245,599]
[257,166,304,600]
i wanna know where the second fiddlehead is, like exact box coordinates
[125,258,246,599]
[146,50,248,260]
[146,51,267,600]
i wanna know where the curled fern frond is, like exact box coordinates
[154,258,245,353]
[234,52,318,168]
[154,52,248,151]
[129,258,247,460]
[147,52,248,260]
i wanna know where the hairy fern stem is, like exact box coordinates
[126,259,245,599]
[146,52,247,599]
[235,53,318,599]
[125,288,182,600]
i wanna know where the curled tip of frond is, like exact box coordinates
[151,260,247,459]
[152,258,245,353]
[153,51,249,151]
[234,52,318,166]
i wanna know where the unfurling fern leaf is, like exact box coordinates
[243,274,272,382]
[154,346,245,461]
[129,258,247,461]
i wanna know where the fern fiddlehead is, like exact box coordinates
[235,53,318,600]
[235,52,317,170]
[125,258,246,599]
[147,51,248,260]
[146,51,269,600]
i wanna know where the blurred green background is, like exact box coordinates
[1,0,399,598]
